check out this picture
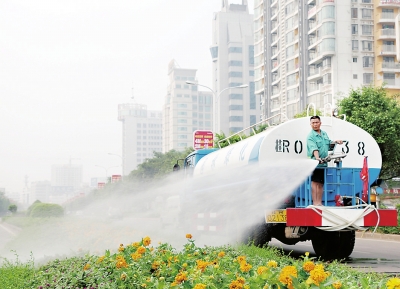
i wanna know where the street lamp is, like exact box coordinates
[95,165,120,182]
[108,153,123,176]
[186,81,248,134]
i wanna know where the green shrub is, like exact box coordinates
[29,203,64,218]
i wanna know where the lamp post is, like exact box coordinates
[95,165,120,182]
[186,81,248,134]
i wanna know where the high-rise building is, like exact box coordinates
[254,0,400,122]
[163,60,213,152]
[51,164,82,193]
[118,103,162,175]
[210,0,258,135]
[374,0,400,93]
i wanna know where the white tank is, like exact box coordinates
[193,117,381,182]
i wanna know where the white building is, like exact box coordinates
[118,103,162,175]
[51,164,82,193]
[210,0,258,135]
[163,60,213,152]
[254,0,400,122]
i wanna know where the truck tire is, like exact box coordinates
[311,230,355,261]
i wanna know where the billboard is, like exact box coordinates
[111,175,122,183]
[193,130,214,150]
[98,182,105,189]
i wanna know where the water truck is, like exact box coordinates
[176,114,398,260]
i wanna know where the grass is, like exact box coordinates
[1,235,399,289]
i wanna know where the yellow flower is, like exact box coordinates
[131,252,142,261]
[152,261,160,270]
[194,284,207,289]
[118,244,124,252]
[229,280,244,289]
[218,251,225,258]
[303,261,315,272]
[132,242,140,248]
[237,256,246,264]
[83,263,90,270]
[333,280,342,289]
[143,236,151,246]
[196,260,211,272]
[267,260,278,268]
[120,273,127,281]
[97,256,105,263]
[141,284,147,288]
[237,277,245,284]
[278,266,297,289]
[309,264,329,286]
[174,272,188,284]
[116,257,128,269]
[186,233,193,239]
[305,252,310,257]
[257,266,268,275]
[240,262,252,272]
[136,246,146,254]
[182,262,188,268]
[387,278,400,289]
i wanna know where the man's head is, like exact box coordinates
[310,115,321,131]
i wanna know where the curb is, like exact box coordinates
[356,231,400,242]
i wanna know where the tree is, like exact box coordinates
[337,86,400,179]
[128,148,193,181]
[0,192,11,216]
[214,124,268,149]
[8,204,17,214]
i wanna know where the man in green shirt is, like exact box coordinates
[307,116,342,206]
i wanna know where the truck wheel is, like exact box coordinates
[311,230,355,261]
[246,223,271,247]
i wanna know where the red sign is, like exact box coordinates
[193,130,214,150]
[111,175,122,183]
[98,182,105,189]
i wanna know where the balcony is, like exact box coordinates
[379,28,396,40]
[380,45,396,55]
[308,67,322,80]
[381,62,400,72]
[377,0,400,8]
[378,12,395,23]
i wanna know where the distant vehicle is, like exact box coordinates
[175,109,398,260]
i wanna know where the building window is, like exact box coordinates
[250,82,256,109]
[229,105,243,111]
[229,60,243,66]
[249,45,254,65]
[229,71,243,77]
[353,57,357,63]
[228,47,242,53]
[383,73,395,85]
[352,40,358,51]
[249,70,254,76]
[229,82,242,87]
[353,74,358,79]
[352,24,358,35]
[351,8,358,18]
[177,103,187,108]
[362,25,373,35]
[250,115,256,125]
[362,9,372,19]
[363,73,373,84]
[229,116,243,122]
[362,41,373,51]
[363,56,374,68]
[229,94,243,100]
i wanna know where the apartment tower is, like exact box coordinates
[162,60,213,152]
[254,0,400,122]
[118,103,162,175]
[210,0,258,135]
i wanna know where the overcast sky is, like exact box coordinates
[0,1,254,193]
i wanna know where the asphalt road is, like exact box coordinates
[269,235,400,274]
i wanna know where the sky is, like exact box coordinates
[0,1,254,193]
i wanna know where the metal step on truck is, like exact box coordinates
[175,108,398,260]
